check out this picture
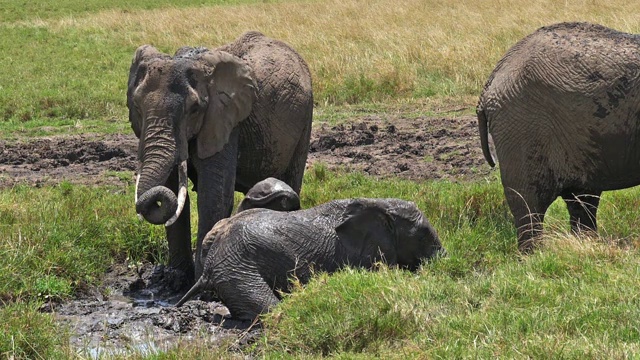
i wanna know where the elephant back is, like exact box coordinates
[217,31,314,192]
[479,22,640,114]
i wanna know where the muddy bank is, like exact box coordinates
[0,115,491,189]
[50,263,259,358]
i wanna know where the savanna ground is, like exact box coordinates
[2,1,640,359]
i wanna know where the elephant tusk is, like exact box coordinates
[165,186,187,226]
[134,173,141,204]
[165,161,188,227]
[135,174,144,221]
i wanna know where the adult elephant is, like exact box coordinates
[176,196,444,320]
[477,22,640,251]
[127,31,313,284]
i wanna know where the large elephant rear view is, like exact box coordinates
[127,31,313,283]
[478,22,640,251]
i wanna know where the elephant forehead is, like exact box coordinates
[143,59,194,91]
[249,178,293,197]
[379,198,420,215]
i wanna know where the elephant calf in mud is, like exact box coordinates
[176,180,444,320]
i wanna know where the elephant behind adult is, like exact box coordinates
[235,177,301,213]
[176,198,444,320]
[477,22,640,251]
[128,31,313,284]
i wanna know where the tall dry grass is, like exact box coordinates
[11,0,640,105]
[58,0,640,103]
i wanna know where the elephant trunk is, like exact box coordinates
[134,119,188,226]
[136,186,178,225]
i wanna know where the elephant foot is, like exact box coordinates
[518,237,542,254]
[148,264,194,293]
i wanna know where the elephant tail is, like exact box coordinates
[175,277,205,307]
[477,106,496,167]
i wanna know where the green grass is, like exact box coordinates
[1,0,638,135]
[0,183,166,304]
[0,117,130,139]
[0,0,268,129]
[2,165,640,358]
[313,98,476,126]
[0,302,71,359]
[0,0,264,23]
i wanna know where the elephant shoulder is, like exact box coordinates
[227,32,311,82]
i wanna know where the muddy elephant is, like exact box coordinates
[176,197,444,320]
[477,22,640,251]
[128,31,313,284]
[235,177,301,213]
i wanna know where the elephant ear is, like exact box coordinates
[335,199,397,266]
[127,45,165,138]
[196,50,257,159]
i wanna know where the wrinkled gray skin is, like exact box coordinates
[235,177,300,213]
[176,198,444,320]
[478,22,640,251]
[128,31,313,284]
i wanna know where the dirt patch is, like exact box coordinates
[307,114,490,181]
[0,134,138,188]
[2,114,494,356]
[0,115,492,189]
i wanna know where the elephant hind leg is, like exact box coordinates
[561,190,602,235]
[282,110,312,194]
[504,186,556,253]
[215,272,280,321]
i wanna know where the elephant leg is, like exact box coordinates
[215,272,280,321]
[164,167,194,288]
[282,112,312,194]
[561,190,601,234]
[503,184,556,253]
[193,129,240,279]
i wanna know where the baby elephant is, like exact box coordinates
[176,196,444,320]
[235,177,301,213]
[193,177,301,276]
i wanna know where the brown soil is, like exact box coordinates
[2,114,493,356]
[307,114,490,181]
[0,134,138,188]
[0,115,490,188]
